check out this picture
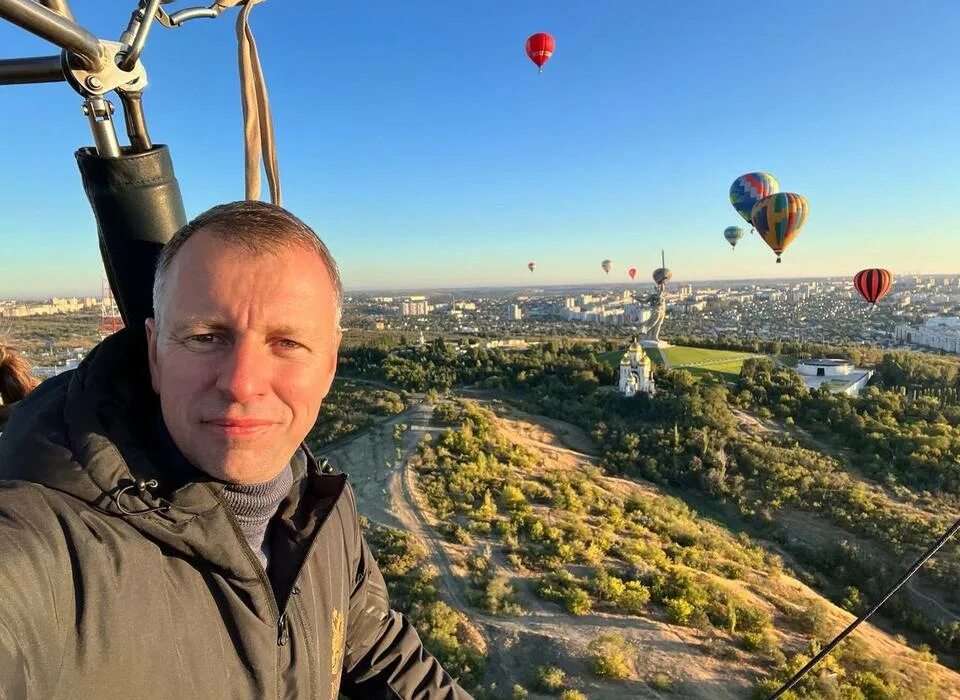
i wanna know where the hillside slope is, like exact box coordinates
[320,396,960,699]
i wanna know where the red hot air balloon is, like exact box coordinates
[854,268,893,305]
[525,32,555,73]
[628,267,637,280]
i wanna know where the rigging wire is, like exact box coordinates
[767,513,960,699]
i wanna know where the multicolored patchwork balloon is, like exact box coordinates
[723,226,744,249]
[751,192,809,263]
[652,267,672,287]
[528,261,536,272]
[730,172,779,226]
[854,268,893,305]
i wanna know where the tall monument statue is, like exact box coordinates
[640,250,672,346]
[642,289,667,343]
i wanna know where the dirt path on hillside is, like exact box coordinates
[326,399,960,698]
[324,401,754,698]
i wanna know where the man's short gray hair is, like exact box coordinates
[152,201,342,327]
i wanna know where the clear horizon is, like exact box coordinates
[4,269,958,303]
[2,1,958,296]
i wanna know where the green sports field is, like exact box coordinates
[660,346,756,366]
[663,345,765,383]
[682,360,751,382]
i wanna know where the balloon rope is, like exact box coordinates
[767,514,960,699]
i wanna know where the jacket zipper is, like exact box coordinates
[277,612,289,646]
[205,485,282,627]
[279,474,347,698]
[206,486,289,699]
[208,471,346,696]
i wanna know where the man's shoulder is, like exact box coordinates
[0,480,79,562]
[0,479,79,525]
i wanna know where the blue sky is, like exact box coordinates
[1,1,958,297]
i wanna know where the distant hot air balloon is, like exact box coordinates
[724,226,744,250]
[854,268,893,305]
[652,267,672,287]
[628,267,637,280]
[528,261,536,272]
[525,32,555,73]
[751,192,809,263]
[601,259,613,274]
[730,173,779,227]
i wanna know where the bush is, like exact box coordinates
[479,574,523,615]
[564,587,593,616]
[468,520,492,535]
[500,484,528,511]
[588,632,634,679]
[739,631,765,652]
[536,665,566,693]
[560,691,587,700]
[440,523,473,546]
[841,586,864,614]
[511,684,529,699]
[735,603,771,634]
[751,679,780,699]
[591,569,626,602]
[648,672,673,691]
[665,597,696,626]
[617,582,651,614]
[789,600,832,638]
[852,671,897,698]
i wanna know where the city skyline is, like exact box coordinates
[2,1,959,296]
[4,268,959,302]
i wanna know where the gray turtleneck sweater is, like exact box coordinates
[221,463,294,569]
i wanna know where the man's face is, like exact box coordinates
[145,229,341,484]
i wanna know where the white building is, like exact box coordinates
[618,339,656,397]
[504,303,523,321]
[795,359,874,397]
[623,304,652,325]
[895,317,960,354]
[400,300,430,316]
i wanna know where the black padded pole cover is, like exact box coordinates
[76,145,186,333]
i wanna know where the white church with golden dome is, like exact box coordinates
[618,338,656,397]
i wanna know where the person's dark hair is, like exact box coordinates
[152,201,343,326]
[0,344,39,405]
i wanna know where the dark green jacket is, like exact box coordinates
[0,331,470,699]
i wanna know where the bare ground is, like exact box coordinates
[323,400,960,699]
